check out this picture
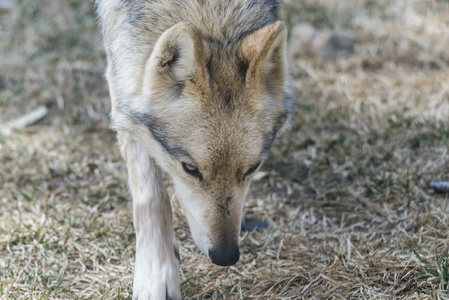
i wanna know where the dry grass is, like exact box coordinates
[1,0,449,298]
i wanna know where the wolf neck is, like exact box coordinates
[192,0,279,47]
[119,0,280,46]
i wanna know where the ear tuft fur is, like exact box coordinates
[239,21,287,93]
[144,22,207,95]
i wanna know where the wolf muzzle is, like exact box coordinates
[208,244,240,266]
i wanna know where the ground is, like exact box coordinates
[1,0,449,299]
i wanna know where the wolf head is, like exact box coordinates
[113,21,291,266]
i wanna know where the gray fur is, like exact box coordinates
[96,0,281,101]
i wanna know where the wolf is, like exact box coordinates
[95,0,292,298]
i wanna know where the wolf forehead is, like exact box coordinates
[118,101,285,165]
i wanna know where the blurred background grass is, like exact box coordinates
[1,0,449,298]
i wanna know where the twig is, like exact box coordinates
[0,105,48,135]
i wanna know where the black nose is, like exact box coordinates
[208,245,240,266]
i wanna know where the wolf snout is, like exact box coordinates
[208,244,240,266]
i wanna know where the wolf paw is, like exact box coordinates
[133,286,180,300]
[132,247,181,300]
[133,276,181,300]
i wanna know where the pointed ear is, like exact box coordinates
[239,21,287,92]
[144,22,207,95]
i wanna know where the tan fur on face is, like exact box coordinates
[108,20,290,250]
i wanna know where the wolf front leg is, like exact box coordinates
[119,132,181,300]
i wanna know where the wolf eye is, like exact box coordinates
[244,160,262,179]
[182,162,202,180]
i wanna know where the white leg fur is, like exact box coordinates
[119,131,181,300]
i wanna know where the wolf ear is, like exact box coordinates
[239,21,287,93]
[144,22,207,94]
